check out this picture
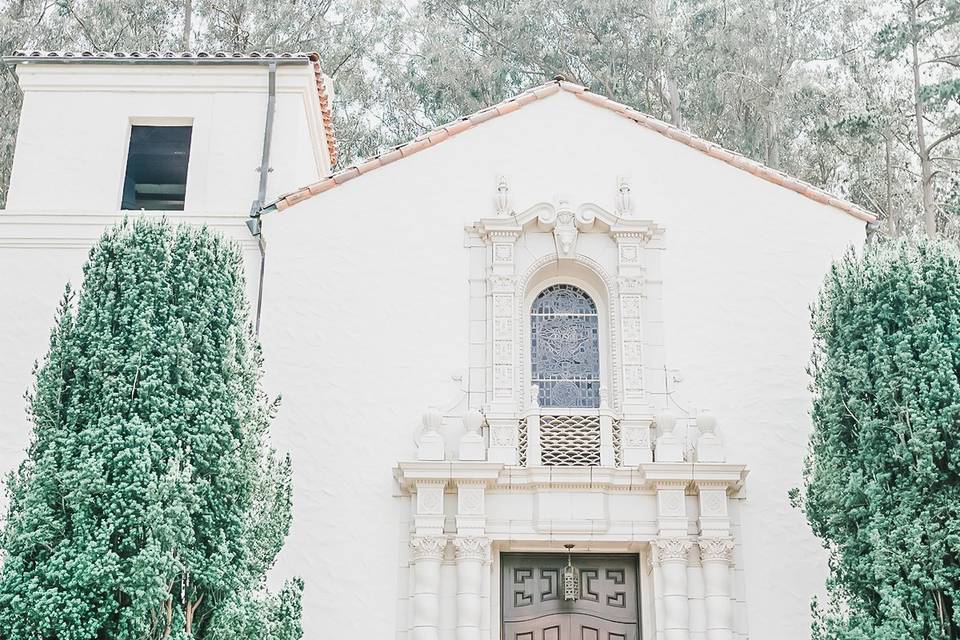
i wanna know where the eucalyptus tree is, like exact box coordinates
[875,0,960,238]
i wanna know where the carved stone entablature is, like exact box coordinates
[476,199,662,261]
[651,537,693,565]
[409,535,448,561]
[453,536,490,561]
[698,537,735,564]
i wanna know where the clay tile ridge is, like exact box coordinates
[10,50,337,168]
[267,80,876,223]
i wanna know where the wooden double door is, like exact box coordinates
[501,553,640,640]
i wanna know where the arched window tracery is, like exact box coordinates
[530,284,601,408]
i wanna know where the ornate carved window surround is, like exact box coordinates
[468,197,665,466]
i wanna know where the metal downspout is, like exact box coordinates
[249,61,277,335]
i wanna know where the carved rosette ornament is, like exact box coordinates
[409,535,447,561]
[453,536,490,562]
[651,537,693,565]
[698,537,735,564]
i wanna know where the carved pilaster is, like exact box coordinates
[488,231,519,409]
[454,537,489,640]
[414,480,446,536]
[652,538,692,640]
[656,478,689,539]
[487,418,518,464]
[698,538,735,640]
[410,535,447,640]
[455,481,486,536]
[620,417,653,464]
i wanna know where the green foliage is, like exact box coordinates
[800,242,960,639]
[0,219,300,640]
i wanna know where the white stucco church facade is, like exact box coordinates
[0,51,877,639]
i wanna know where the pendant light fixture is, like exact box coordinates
[562,544,579,601]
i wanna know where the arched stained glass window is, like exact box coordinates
[530,284,600,408]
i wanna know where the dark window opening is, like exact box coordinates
[122,125,192,211]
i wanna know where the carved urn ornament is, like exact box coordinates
[695,410,725,463]
[417,406,445,461]
[458,409,486,461]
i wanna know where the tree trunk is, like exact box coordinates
[885,127,897,237]
[183,0,192,51]
[908,0,936,238]
[665,69,683,128]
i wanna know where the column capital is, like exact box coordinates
[410,535,448,561]
[651,537,693,565]
[698,537,735,564]
[453,536,490,562]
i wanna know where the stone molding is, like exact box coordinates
[698,537,735,564]
[453,536,490,561]
[409,535,447,561]
[394,461,748,493]
[651,537,693,565]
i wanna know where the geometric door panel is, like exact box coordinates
[502,554,640,640]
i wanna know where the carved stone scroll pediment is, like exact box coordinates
[476,199,662,261]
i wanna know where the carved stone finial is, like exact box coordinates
[458,409,486,461]
[616,176,632,216]
[654,411,684,462]
[695,410,725,463]
[697,411,716,435]
[417,406,445,461]
[495,175,511,216]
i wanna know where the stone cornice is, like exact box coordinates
[394,461,748,493]
[394,462,505,491]
[476,200,661,242]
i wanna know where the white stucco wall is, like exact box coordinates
[6,62,328,213]
[0,82,867,640]
[258,92,866,638]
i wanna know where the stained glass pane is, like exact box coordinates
[530,284,600,408]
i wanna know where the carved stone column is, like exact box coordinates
[687,544,706,640]
[652,538,693,640]
[454,537,490,640]
[699,538,735,640]
[410,536,447,640]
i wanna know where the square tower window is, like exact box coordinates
[121,125,192,210]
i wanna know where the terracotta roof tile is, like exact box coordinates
[265,80,877,223]
[11,50,337,168]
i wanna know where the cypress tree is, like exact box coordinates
[0,219,301,640]
[798,241,960,639]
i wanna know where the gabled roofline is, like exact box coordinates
[263,79,876,223]
[6,50,337,165]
